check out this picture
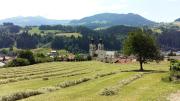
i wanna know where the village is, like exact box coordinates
[0,38,180,68]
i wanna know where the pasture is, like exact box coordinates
[0,61,180,101]
[29,27,81,37]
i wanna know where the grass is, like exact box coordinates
[29,27,60,34]
[29,27,81,37]
[0,61,179,101]
[55,33,81,38]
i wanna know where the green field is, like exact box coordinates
[55,33,81,37]
[0,61,180,101]
[29,27,61,34]
[29,27,81,37]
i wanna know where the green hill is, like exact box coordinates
[70,13,156,29]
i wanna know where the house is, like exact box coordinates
[48,50,58,58]
[0,62,5,67]
[175,51,180,56]
[89,38,138,63]
[169,56,180,60]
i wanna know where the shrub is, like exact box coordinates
[35,57,53,63]
[6,58,30,67]
[18,50,35,64]
[169,60,180,81]
[0,49,8,55]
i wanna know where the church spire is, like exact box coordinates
[98,38,104,50]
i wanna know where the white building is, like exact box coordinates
[89,38,118,63]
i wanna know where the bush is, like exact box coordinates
[18,50,35,64]
[6,58,30,67]
[75,54,90,61]
[169,60,180,80]
[35,57,53,63]
[0,49,8,55]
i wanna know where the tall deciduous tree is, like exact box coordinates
[123,29,161,71]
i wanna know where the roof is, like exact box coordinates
[51,50,57,53]
[169,56,180,60]
[0,62,5,67]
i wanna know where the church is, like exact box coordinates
[89,38,118,63]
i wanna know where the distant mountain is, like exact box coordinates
[175,18,180,22]
[0,16,70,26]
[0,13,156,27]
[70,13,156,29]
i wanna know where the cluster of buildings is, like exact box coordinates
[0,55,13,67]
[89,38,118,63]
[89,38,136,63]
[162,50,180,61]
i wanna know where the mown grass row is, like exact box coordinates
[0,70,121,101]
[0,62,110,85]
[0,63,83,78]
[99,73,150,96]
[0,65,80,79]
[0,62,86,75]
[0,67,89,85]
[0,62,93,80]
[0,77,91,101]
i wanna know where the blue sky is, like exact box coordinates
[0,0,179,22]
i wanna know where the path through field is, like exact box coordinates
[168,91,180,101]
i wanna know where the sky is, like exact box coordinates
[0,0,179,22]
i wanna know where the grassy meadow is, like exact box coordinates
[0,61,180,101]
[29,27,81,37]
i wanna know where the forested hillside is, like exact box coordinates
[0,23,179,53]
[158,30,180,50]
[70,13,155,29]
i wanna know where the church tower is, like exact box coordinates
[98,38,104,50]
[89,38,96,57]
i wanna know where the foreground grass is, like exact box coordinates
[0,61,179,101]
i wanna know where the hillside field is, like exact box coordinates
[29,27,81,37]
[0,61,180,101]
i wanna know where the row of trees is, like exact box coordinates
[158,30,180,50]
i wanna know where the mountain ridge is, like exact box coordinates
[175,18,180,22]
[70,13,156,28]
[0,16,70,26]
[0,13,157,27]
